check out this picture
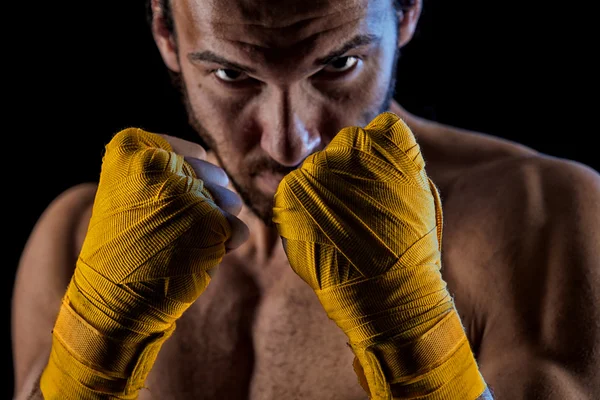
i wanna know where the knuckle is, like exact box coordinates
[158,134,207,159]
[194,145,207,159]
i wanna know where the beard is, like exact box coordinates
[169,48,400,226]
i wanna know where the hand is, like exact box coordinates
[274,112,443,293]
[41,128,248,398]
[81,129,248,307]
[160,133,249,259]
[273,113,487,399]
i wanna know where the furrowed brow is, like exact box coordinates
[315,33,380,65]
[187,50,257,74]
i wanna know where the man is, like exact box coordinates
[11,0,599,399]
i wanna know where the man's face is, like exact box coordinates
[169,0,400,223]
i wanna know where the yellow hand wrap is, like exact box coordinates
[273,112,487,399]
[41,128,231,399]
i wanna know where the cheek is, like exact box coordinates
[182,70,255,150]
[320,73,389,122]
[361,47,397,98]
[321,52,394,107]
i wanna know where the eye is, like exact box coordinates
[214,69,249,82]
[322,56,360,73]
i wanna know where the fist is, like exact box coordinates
[271,113,462,400]
[78,128,248,321]
[41,129,252,398]
[273,112,442,291]
[160,133,249,256]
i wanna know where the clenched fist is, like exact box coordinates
[41,128,248,399]
[273,112,487,400]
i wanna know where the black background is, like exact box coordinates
[6,1,596,398]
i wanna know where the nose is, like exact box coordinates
[259,89,322,167]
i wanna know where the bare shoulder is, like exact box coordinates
[405,109,599,232]
[12,182,97,395]
[21,182,98,263]
[398,104,600,396]
[445,147,600,238]
[436,142,599,396]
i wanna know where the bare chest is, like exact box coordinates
[138,168,511,399]
[137,217,501,400]
[141,254,368,400]
[248,261,367,400]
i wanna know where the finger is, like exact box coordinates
[184,157,229,187]
[204,182,243,216]
[222,210,250,251]
[159,134,207,160]
[206,212,250,279]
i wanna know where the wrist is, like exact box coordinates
[41,298,175,399]
[350,309,487,400]
[40,273,177,399]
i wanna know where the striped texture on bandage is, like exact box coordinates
[273,112,487,399]
[41,128,230,399]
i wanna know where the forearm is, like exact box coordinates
[387,374,494,399]
[39,129,229,398]
[349,307,488,400]
[275,113,489,399]
[14,357,45,400]
[20,379,43,400]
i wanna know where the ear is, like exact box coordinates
[151,0,181,73]
[396,0,423,48]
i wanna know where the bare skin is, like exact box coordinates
[11,0,600,398]
[12,102,600,399]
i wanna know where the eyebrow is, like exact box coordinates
[315,33,380,65]
[188,51,257,74]
[187,33,379,73]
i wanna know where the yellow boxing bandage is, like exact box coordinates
[273,112,487,399]
[41,129,231,399]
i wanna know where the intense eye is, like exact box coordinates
[214,69,248,82]
[323,56,359,73]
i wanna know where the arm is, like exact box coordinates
[13,130,247,399]
[12,183,97,400]
[275,113,491,399]
[476,158,600,399]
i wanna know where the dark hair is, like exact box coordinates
[146,0,414,36]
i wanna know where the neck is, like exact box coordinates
[236,203,283,265]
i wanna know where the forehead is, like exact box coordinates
[174,0,391,50]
